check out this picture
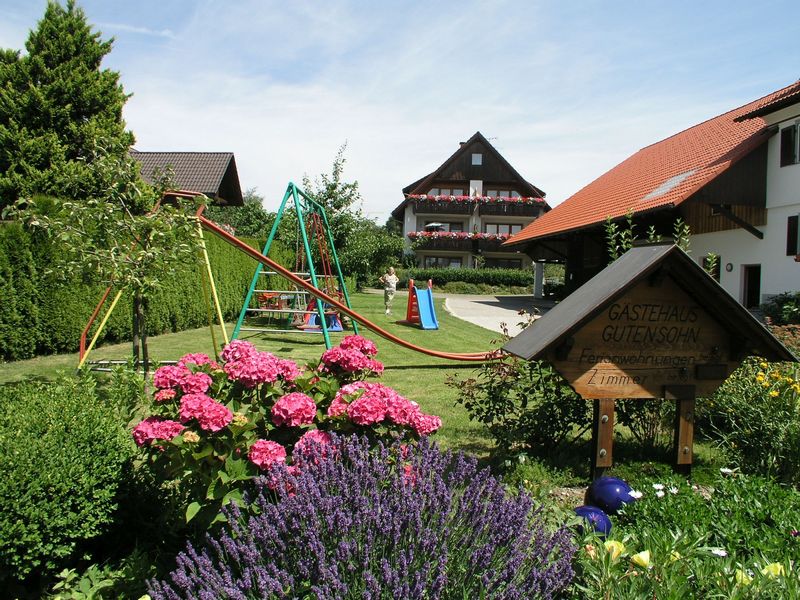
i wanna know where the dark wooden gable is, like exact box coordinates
[404,132,545,198]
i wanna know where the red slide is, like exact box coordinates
[198,212,501,362]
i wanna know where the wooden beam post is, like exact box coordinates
[591,398,615,480]
[666,385,696,476]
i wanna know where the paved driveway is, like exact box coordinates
[443,294,556,336]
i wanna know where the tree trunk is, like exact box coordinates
[132,294,142,371]
[141,297,150,378]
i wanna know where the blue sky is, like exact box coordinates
[1,0,799,222]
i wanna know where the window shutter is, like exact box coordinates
[788,215,799,255]
[781,126,797,167]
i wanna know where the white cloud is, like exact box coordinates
[95,22,176,39]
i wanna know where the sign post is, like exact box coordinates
[503,243,796,479]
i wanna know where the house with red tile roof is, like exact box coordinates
[391,132,549,275]
[505,81,800,308]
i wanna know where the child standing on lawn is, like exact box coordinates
[379,266,399,315]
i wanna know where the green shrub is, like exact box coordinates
[762,291,800,325]
[702,358,800,485]
[616,399,675,450]
[397,267,534,289]
[448,356,591,455]
[0,376,135,584]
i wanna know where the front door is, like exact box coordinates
[742,264,761,309]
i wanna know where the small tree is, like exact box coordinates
[203,188,276,238]
[6,148,200,372]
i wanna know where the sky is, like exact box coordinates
[1,0,799,223]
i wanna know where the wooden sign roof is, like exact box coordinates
[503,243,796,399]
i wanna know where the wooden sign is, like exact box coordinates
[503,243,796,479]
[550,279,733,399]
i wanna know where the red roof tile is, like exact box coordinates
[506,81,800,246]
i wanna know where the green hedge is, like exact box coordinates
[0,222,295,361]
[397,267,534,289]
[0,376,134,584]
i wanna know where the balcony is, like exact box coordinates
[412,199,474,215]
[478,201,545,217]
[407,231,511,252]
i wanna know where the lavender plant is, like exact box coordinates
[149,436,576,599]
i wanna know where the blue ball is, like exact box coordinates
[588,477,635,514]
[574,505,612,537]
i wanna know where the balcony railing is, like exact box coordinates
[408,194,546,216]
[407,231,513,251]
[412,199,474,215]
[479,203,544,217]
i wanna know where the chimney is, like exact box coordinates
[459,142,466,148]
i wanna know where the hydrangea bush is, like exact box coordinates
[132,336,441,526]
[149,436,577,599]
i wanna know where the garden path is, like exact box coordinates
[443,294,556,336]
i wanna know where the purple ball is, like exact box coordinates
[574,505,612,538]
[588,477,635,514]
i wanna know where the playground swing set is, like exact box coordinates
[78,181,493,370]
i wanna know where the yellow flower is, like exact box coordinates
[669,550,682,563]
[604,540,625,560]
[762,382,770,388]
[735,569,752,586]
[771,371,782,379]
[232,413,249,427]
[183,431,200,444]
[759,361,768,369]
[631,550,651,568]
[761,563,784,578]
[769,390,779,397]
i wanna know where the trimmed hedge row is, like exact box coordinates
[397,267,534,289]
[0,222,293,361]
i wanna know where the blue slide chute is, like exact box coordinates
[414,286,439,330]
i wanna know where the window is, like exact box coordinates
[471,153,483,166]
[428,188,439,196]
[780,123,800,167]
[424,256,462,269]
[424,221,464,232]
[485,223,523,235]
[484,258,522,269]
[485,189,519,198]
[427,187,464,196]
[788,215,799,255]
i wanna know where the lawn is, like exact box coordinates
[0,291,499,454]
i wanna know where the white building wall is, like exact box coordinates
[691,113,800,304]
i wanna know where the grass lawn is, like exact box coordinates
[0,291,500,454]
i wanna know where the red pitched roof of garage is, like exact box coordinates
[506,80,800,245]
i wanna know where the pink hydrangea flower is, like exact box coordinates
[132,417,185,447]
[180,371,213,394]
[367,359,385,375]
[224,351,281,388]
[277,359,302,382]
[177,353,213,368]
[271,392,317,427]
[220,339,258,363]
[249,439,287,470]
[386,395,421,426]
[179,393,233,432]
[154,388,176,403]
[339,335,378,357]
[294,429,333,461]
[410,412,443,436]
[327,381,369,417]
[320,346,372,373]
[152,365,189,390]
[347,391,388,425]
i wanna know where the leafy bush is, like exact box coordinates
[703,358,800,485]
[449,356,591,455]
[769,324,800,356]
[615,399,675,450]
[134,336,442,528]
[149,436,577,599]
[0,376,134,584]
[397,266,534,289]
[574,473,800,598]
[762,291,800,325]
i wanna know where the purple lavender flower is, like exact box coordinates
[149,435,576,599]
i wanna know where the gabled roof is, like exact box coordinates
[131,150,244,206]
[506,81,800,246]
[391,131,547,219]
[503,243,796,363]
[735,80,800,121]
